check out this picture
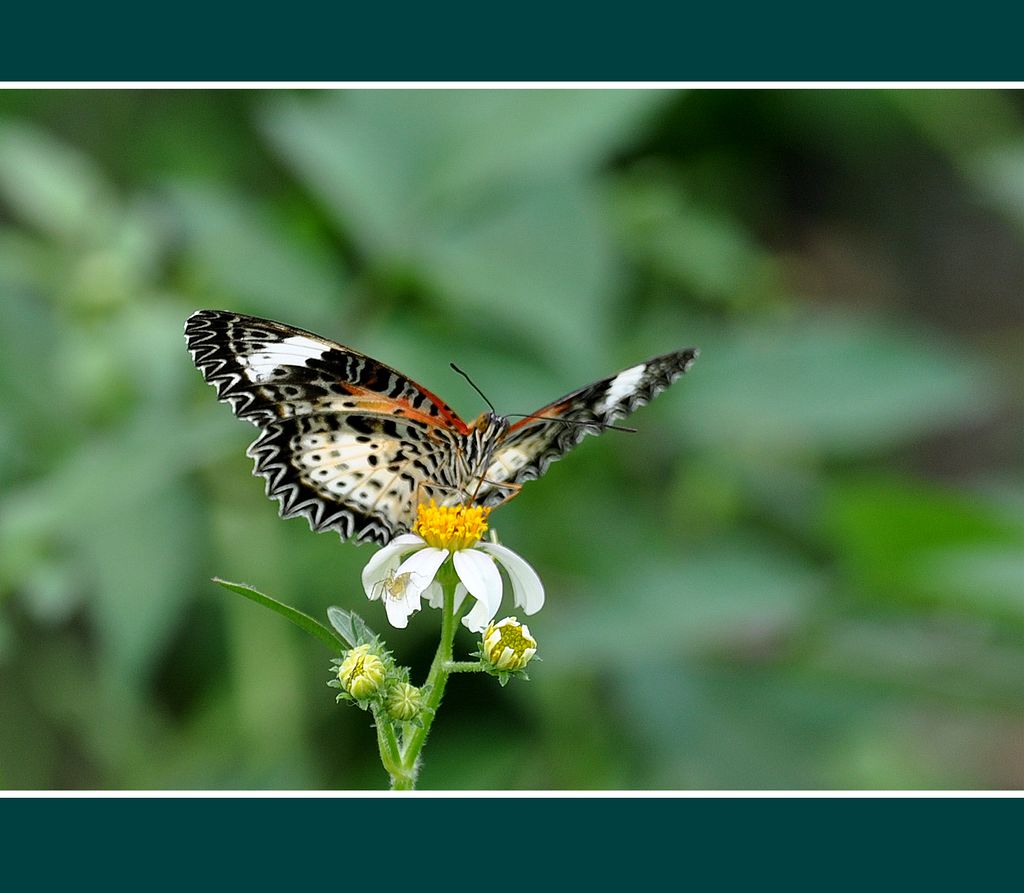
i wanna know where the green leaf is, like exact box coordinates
[417,179,613,368]
[972,143,1024,234]
[167,181,345,325]
[262,91,667,246]
[326,606,378,649]
[825,475,1024,611]
[0,119,117,240]
[87,484,203,687]
[260,91,671,368]
[887,90,1021,164]
[611,164,776,306]
[0,291,65,471]
[546,536,822,668]
[678,313,1000,456]
[213,578,344,652]
[920,547,1024,615]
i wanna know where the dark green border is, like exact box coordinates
[3,5,1024,80]
[2,3,1020,875]
[1,796,1018,880]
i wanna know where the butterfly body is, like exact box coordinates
[185,310,697,545]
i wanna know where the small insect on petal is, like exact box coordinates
[362,534,426,598]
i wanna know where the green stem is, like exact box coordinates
[398,564,459,786]
[445,661,486,673]
[373,707,410,788]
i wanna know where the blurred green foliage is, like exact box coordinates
[0,89,1021,790]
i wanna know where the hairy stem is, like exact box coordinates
[444,661,486,673]
[373,708,411,789]
[397,565,459,787]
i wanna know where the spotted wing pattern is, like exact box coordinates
[474,348,699,508]
[185,310,470,545]
[186,310,699,545]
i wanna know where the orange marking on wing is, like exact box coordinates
[409,382,471,434]
[507,401,571,433]
[341,385,470,434]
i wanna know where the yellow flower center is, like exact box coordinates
[484,618,537,670]
[414,500,491,551]
[493,623,534,658]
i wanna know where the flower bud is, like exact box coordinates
[482,617,537,671]
[386,682,423,721]
[338,644,386,699]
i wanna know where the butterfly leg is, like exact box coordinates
[414,481,467,509]
[475,478,523,508]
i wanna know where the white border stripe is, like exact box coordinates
[2,790,1023,797]
[1,81,1024,89]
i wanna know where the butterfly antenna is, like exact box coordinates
[450,362,496,414]
[508,413,638,434]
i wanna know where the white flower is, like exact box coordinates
[361,502,544,632]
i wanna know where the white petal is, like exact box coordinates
[478,542,545,615]
[392,533,427,547]
[384,589,418,629]
[361,535,426,598]
[424,581,444,609]
[461,597,494,633]
[453,549,503,626]
[425,581,468,612]
[378,565,425,626]
[397,547,449,597]
[362,546,410,600]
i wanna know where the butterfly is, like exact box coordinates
[184,310,698,546]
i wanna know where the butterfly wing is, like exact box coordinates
[474,348,699,508]
[185,310,471,545]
